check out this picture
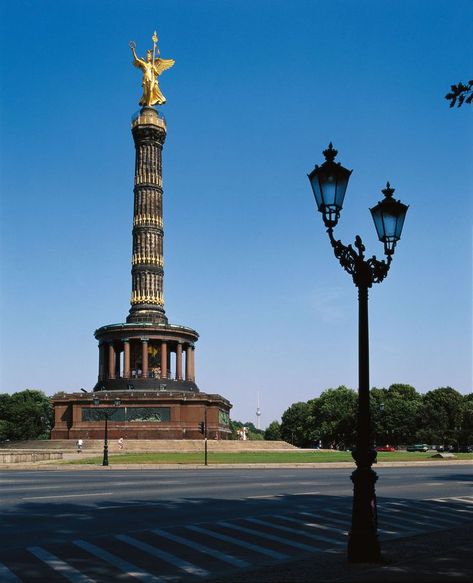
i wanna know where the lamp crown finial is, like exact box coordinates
[323,142,338,162]
[382,182,395,198]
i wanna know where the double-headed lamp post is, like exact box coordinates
[93,395,121,467]
[308,143,408,562]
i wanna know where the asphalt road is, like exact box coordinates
[1,465,472,581]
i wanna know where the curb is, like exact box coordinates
[1,460,473,471]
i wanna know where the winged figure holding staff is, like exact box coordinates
[129,32,175,107]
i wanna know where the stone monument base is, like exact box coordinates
[51,389,231,440]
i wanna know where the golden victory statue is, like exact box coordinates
[129,31,175,107]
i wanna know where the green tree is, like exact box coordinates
[416,387,464,446]
[459,394,473,446]
[371,384,421,446]
[280,401,311,447]
[308,386,357,449]
[0,390,53,441]
[264,420,282,441]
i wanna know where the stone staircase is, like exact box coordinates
[0,439,297,453]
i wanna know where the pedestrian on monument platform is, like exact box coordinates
[76,438,83,453]
[118,437,124,451]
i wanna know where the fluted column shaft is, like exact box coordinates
[128,108,168,325]
[161,341,168,379]
[142,339,149,378]
[176,343,183,380]
[108,343,115,379]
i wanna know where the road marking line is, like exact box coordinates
[74,540,165,583]
[218,520,316,552]
[186,525,288,560]
[150,528,249,568]
[292,491,321,496]
[0,562,21,582]
[116,535,209,578]
[321,509,398,535]
[28,547,95,583]
[246,494,283,499]
[245,517,333,549]
[279,514,347,545]
[376,508,433,531]
[451,496,473,505]
[22,492,113,500]
[384,502,465,525]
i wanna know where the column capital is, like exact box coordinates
[140,337,149,343]
[122,338,130,343]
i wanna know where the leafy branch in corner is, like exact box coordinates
[445,80,473,107]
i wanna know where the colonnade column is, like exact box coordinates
[176,343,183,380]
[108,343,115,379]
[141,338,148,378]
[161,341,168,379]
[186,344,195,382]
[115,348,121,378]
[123,340,130,378]
[98,343,105,380]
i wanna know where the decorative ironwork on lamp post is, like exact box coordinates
[308,143,408,562]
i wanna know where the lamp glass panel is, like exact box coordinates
[371,206,384,240]
[334,174,349,209]
[309,175,324,210]
[381,213,398,240]
[394,207,407,238]
[321,172,337,206]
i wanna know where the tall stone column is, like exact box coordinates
[123,340,130,378]
[161,341,168,379]
[186,344,195,382]
[189,345,195,381]
[115,348,121,378]
[127,108,168,325]
[176,343,183,380]
[141,338,149,378]
[108,343,115,379]
[98,343,105,380]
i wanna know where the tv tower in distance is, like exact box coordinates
[256,391,262,430]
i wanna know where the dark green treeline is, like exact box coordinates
[265,385,473,449]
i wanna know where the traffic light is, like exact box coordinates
[199,421,205,435]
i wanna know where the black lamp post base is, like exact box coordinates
[347,530,381,563]
[347,464,381,562]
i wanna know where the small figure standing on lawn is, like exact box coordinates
[118,437,124,451]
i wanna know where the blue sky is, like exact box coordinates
[1,0,472,427]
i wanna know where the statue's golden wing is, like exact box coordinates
[154,58,175,76]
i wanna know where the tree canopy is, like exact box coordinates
[278,384,472,449]
[0,390,53,441]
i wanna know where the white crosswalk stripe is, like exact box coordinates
[2,495,470,583]
[246,516,341,549]
[150,528,250,568]
[321,508,400,536]
[218,520,318,552]
[116,534,209,578]
[28,546,96,583]
[74,539,167,582]
[186,524,289,559]
[0,561,21,582]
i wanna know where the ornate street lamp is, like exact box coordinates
[93,395,121,466]
[308,144,408,562]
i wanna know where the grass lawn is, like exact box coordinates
[67,450,473,465]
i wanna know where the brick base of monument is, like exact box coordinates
[51,390,232,440]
